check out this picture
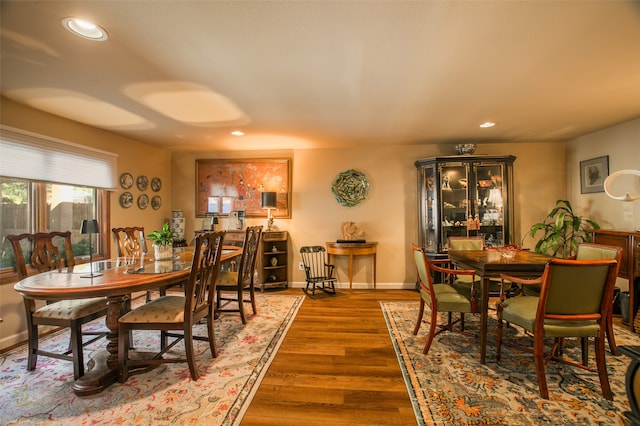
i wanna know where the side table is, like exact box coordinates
[326,241,377,290]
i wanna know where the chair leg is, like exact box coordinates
[207,307,218,358]
[413,299,425,335]
[460,313,465,331]
[606,310,619,355]
[534,333,549,399]
[423,305,438,355]
[595,335,613,400]
[237,287,247,324]
[581,337,589,366]
[118,324,130,383]
[496,317,503,362]
[69,321,84,380]
[249,284,257,315]
[184,327,199,380]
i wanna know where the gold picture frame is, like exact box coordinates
[195,158,291,218]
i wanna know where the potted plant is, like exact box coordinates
[528,199,600,258]
[147,223,174,259]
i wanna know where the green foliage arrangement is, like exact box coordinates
[529,199,600,258]
[147,223,174,246]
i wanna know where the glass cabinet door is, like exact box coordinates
[420,164,437,252]
[474,162,506,247]
[439,163,469,250]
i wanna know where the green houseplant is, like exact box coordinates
[529,199,600,258]
[147,223,174,259]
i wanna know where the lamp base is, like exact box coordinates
[81,273,102,278]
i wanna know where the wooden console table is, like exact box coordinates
[591,229,640,332]
[326,242,377,290]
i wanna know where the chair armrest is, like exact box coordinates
[499,274,542,285]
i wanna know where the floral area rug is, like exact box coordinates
[0,294,303,425]
[381,301,639,426]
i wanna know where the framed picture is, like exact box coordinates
[580,155,609,194]
[196,158,291,218]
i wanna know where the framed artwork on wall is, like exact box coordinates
[195,158,291,218]
[580,155,609,194]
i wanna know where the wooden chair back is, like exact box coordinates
[112,226,146,257]
[187,231,225,320]
[300,246,334,281]
[7,231,75,280]
[236,226,263,287]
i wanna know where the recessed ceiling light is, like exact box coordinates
[479,122,496,128]
[231,130,244,136]
[62,17,108,41]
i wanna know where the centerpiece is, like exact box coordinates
[147,223,174,260]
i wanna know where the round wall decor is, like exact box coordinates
[137,194,149,209]
[119,172,133,189]
[151,195,162,210]
[151,177,162,192]
[331,169,370,207]
[119,192,133,208]
[136,175,149,191]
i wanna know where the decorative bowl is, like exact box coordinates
[498,245,519,259]
[455,144,477,155]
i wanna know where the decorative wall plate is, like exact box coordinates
[120,192,133,208]
[137,194,149,209]
[151,195,162,210]
[331,169,370,207]
[119,172,133,189]
[151,177,162,192]
[136,175,149,191]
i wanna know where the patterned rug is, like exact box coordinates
[0,294,303,425]
[381,301,639,426]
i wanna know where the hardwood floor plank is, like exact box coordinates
[241,289,419,425]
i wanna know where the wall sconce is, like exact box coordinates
[80,219,101,278]
[261,192,277,231]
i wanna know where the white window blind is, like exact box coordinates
[0,126,118,189]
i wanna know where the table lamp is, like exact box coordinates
[261,192,277,231]
[81,219,102,278]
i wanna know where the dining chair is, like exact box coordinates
[496,256,620,400]
[574,243,623,356]
[448,236,508,298]
[216,226,263,324]
[412,243,480,354]
[300,245,337,297]
[112,226,156,302]
[7,231,108,380]
[118,230,225,381]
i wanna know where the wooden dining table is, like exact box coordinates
[13,245,242,396]
[447,249,551,364]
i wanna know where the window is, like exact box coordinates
[0,177,109,275]
[0,126,116,280]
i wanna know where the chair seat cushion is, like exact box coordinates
[430,284,473,313]
[216,270,238,287]
[500,296,600,337]
[34,297,106,320]
[119,296,185,324]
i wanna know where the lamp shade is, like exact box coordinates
[81,219,100,234]
[261,192,277,209]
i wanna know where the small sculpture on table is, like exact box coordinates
[341,221,364,241]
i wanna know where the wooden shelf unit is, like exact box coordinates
[257,231,288,291]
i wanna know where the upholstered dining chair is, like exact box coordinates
[448,236,508,298]
[216,226,263,324]
[412,243,480,354]
[496,256,620,400]
[118,230,225,381]
[8,231,108,380]
[300,245,337,297]
[574,243,623,356]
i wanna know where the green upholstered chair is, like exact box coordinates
[118,231,225,381]
[496,255,620,400]
[216,226,263,324]
[412,243,480,355]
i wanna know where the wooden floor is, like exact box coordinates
[241,288,421,425]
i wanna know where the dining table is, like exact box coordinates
[447,249,551,364]
[13,245,242,396]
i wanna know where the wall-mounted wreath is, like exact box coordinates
[331,169,370,207]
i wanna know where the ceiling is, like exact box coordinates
[2,1,640,152]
